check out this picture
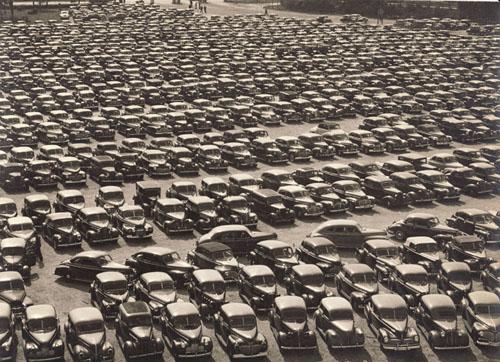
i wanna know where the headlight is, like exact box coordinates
[52,339,63,348]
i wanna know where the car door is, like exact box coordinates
[70,257,101,282]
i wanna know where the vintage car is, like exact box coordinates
[0,198,16,228]
[429,153,466,171]
[85,116,115,141]
[447,209,500,242]
[387,213,463,244]
[22,304,65,361]
[390,172,436,204]
[0,163,28,192]
[216,196,258,229]
[349,161,384,179]
[251,137,288,164]
[214,303,268,359]
[132,181,160,218]
[278,185,324,218]
[415,294,469,350]
[348,130,385,154]
[113,153,145,181]
[117,115,146,138]
[305,183,349,214]
[9,123,37,148]
[199,177,229,202]
[88,156,124,185]
[195,145,228,172]
[62,119,91,143]
[393,124,430,149]
[247,188,296,225]
[453,149,490,166]
[309,219,385,249]
[134,272,177,318]
[284,264,330,309]
[444,235,494,272]
[400,236,443,275]
[269,296,317,350]
[314,296,364,349]
[115,301,164,359]
[249,240,299,280]
[24,160,58,189]
[357,239,402,282]
[296,237,341,277]
[165,147,199,175]
[90,271,131,319]
[65,307,114,361]
[252,104,281,126]
[322,130,359,156]
[67,143,93,170]
[187,269,226,319]
[187,242,239,281]
[184,109,212,132]
[363,175,411,208]
[41,212,82,249]
[126,246,194,286]
[291,168,324,186]
[21,194,51,227]
[238,265,278,312]
[9,147,35,165]
[0,238,32,279]
[331,180,376,211]
[436,262,472,305]
[36,122,68,145]
[298,133,336,159]
[447,167,495,196]
[0,271,32,319]
[480,262,500,296]
[372,127,409,153]
[95,186,125,215]
[221,142,257,169]
[275,136,312,162]
[364,294,420,351]
[2,217,38,250]
[166,181,197,202]
[416,123,452,147]
[322,163,361,184]
[185,196,222,233]
[54,156,87,187]
[113,205,154,241]
[38,145,64,162]
[74,207,120,244]
[380,160,415,176]
[228,173,261,196]
[53,190,85,215]
[388,264,430,308]
[461,291,500,347]
[141,113,171,137]
[161,301,213,358]
[480,145,500,163]
[153,198,193,234]
[469,162,500,193]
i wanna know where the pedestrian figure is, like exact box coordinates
[377,0,384,26]
[204,5,207,13]
[189,0,192,9]
[265,8,268,16]
[33,237,43,265]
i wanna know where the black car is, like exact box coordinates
[0,238,33,280]
[0,163,28,192]
[388,264,430,309]
[362,175,411,208]
[221,142,257,169]
[0,271,33,320]
[446,209,500,242]
[284,264,330,310]
[292,167,325,186]
[480,262,500,296]
[133,181,161,218]
[137,149,172,178]
[322,163,361,184]
[153,198,193,234]
[246,188,295,225]
[74,207,120,244]
[390,172,436,204]
[228,173,261,196]
[387,213,463,244]
[166,181,198,202]
[249,240,299,280]
[21,194,51,228]
[447,167,494,196]
[195,144,228,172]
[398,153,436,172]
[393,124,430,149]
[217,196,258,228]
[134,272,177,319]
[331,180,376,211]
[296,237,342,277]
[24,160,58,189]
[322,130,359,156]
[41,212,82,250]
[52,190,85,216]
[261,169,298,191]
[90,271,131,319]
[444,235,494,272]
[461,291,500,347]
[238,265,278,312]
[436,262,472,305]
[251,137,288,164]
[53,156,87,187]
[416,123,452,147]
[187,269,226,319]
[95,186,125,215]
[0,197,17,228]
[187,242,239,281]
[88,156,124,185]
[278,185,325,218]
[357,239,402,282]
[126,246,194,286]
[185,196,222,233]
[165,147,200,175]
[161,301,213,358]
[112,205,154,241]
[305,183,349,214]
[349,161,384,179]
[371,127,409,153]
[275,136,312,162]
[55,250,134,283]
[348,130,385,154]
[269,296,317,350]
[380,160,415,176]
[298,133,336,159]
[400,236,443,276]
[114,152,145,181]
[199,177,229,202]
[22,304,65,361]
[469,162,500,193]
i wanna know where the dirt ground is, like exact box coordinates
[2,2,500,362]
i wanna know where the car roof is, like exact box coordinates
[371,294,406,310]
[80,207,106,215]
[302,237,333,248]
[166,302,198,318]
[395,264,427,276]
[0,197,15,205]
[257,239,289,250]
[202,176,225,184]
[119,301,150,317]
[0,271,23,282]
[421,294,455,311]
[391,171,417,180]
[221,302,254,318]
[26,304,56,320]
[7,216,32,225]
[46,212,72,221]
[275,295,306,311]
[458,208,486,217]
[291,264,323,277]
[241,265,274,278]
[100,185,122,193]
[25,194,49,202]
[405,212,436,220]
[229,173,254,181]
[197,241,231,254]
[139,246,173,256]
[441,261,469,274]
[320,296,352,313]
[0,303,10,317]
[72,250,108,259]
[365,239,396,249]
[279,185,306,193]
[69,307,103,324]
[96,271,126,283]
[140,272,173,285]
[192,269,224,283]
[250,188,280,198]
[118,205,143,213]
[156,198,183,207]
[405,236,436,247]
[136,180,161,190]
[468,291,500,307]
[1,237,26,249]
[188,196,213,204]
[343,263,374,276]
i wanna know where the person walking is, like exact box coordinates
[33,237,43,265]
[377,0,384,26]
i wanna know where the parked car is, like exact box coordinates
[447,209,500,242]
[134,272,177,318]
[90,271,131,319]
[153,197,193,234]
[357,239,402,282]
[228,173,261,196]
[24,160,58,189]
[74,207,120,244]
[461,291,500,347]
[298,133,336,159]
[0,197,17,228]
[249,240,299,280]
[88,156,124,185]
[238,265,278,312]
[390,172,436,204]
[95,186,125,215]
[388,264,430,308]
[348,130,385,154]
[480,262,500,296]
[221,142,257,168]
[187,242,239,281]
[161,301,213,358]
[0,238,32,279]
[364,294,420,351]
[41,212,82,250]
[65,307,114,361]
[278,185,324,218]
[269,296,317,350]
[113,205,154,241]
[296,237,341,277]
[284,264,330,310]
[246,189,295,225]
[0,271,32,319]
[54,156,86,187]
[313,296,365,349]
[0,163,28,192]
[21,194,51,227]
[444,235,494,272]
[331,180,376,211]
[322,130,359,156]
[415,294,469,350]
[195,144,228,172]
[400,237,443,276]
[436,262,472,305]
[363,175,411,208]
[187,269,226,319]
[469,162,500,193]
[217,196,258,229]
[309,219,385,249]
[275,136,312,162]
[53,190,85,215]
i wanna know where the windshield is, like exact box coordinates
[203,148,219,156]
[174,314,201,330]
[230,315,256,330]
[352,272,376,284]
[405,273,428,285]
[99,160,114,168]
[202,281,224,294]
[315,244,337,256]
[10,222,32,232]
[32,200,50,211]
[128,314,151,327]
[330,309,352,320]
[475,304,500,319]
[162,252,180,264]
[120,155,136,162]
[252,275,275,287]
[228,199,247,209]
[380,308,407,321]
[473,214,494,224]
[238,178,256,187]
[0,203,16,214]
[282,308,306,324]
[198,202,214,212]
[31,163,51,172]
[208,183,227,193]
[88,213,109,223]
[165,204,184,213]
[52,218,73,228]
[301,274,324,286]
[62,161,80,169]
[433,308,456,322]
[28,317,56,333]
[461,241,483,251]
[381,181,396,188]
[276,173,293,182]
[273,247,294,258]
[148,280,174,292]
[177,185,196,195]
[65,196,85,205]
[449,271,471,284]
[104,191,124,202]
[102,280,127,294]
[365,164,379,171]
[343,183,361,192]
[122,209,145,219]
[416,243,439,253]
[2,247,23,256]
[376,247,399,257]
[76,321,103,334]
[430,174,447,183]
[0,279,23,291]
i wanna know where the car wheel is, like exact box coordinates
[394,229,405,241]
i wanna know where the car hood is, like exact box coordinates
[442,162,463,169]
[68,202,85,211]
[476,223,499,233]
[450,281,472,292]
[124,217,146,226]
[434,320,458,332]
[320,193,340,201]
[3,255,23,264]
[296,196,316,205]
[277,256,299,265]
[283,320,306,332]
[406,282,430,295]
[476,314,500,331]
[385,319,408,335]
[462,249,487,259]
[168,260,193,270]
[90,220,110,229]
[177,326,201,341]
[0,212,16,219]
[356,283,379,294]
[168,212,186,221]
[65,166,81,173]
[130,326,152,340]
[102,167,116,173]
[408,183,428,191]
[150,290,176,305]
[78,332,104,348]
[232,207,251,215]
[332,320,354,334]
[31,329,56,345]
[434,181,454,189]
[0,289,25,303]
[271,203,288,211]
[378,256,401,268]
[11,230,34,240]
[420,251,444,262]
[200,210,217,219]
[233,327,257,341]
